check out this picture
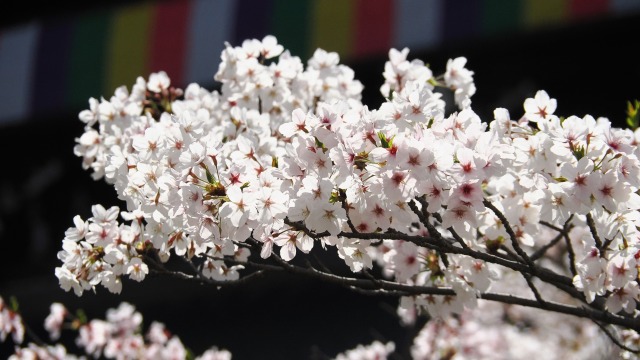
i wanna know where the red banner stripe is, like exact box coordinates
[570,0,610,20]
[148,0,191,88]
[354,0,394,58]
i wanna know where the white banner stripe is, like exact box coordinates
[185,0,236,86]
[393,0,443,51]
[0,22,40,126]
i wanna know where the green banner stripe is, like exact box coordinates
[68,10,110,108]
[271,0,312,59]
[482,0,523,35]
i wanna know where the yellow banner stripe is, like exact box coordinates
[105,2,153,96]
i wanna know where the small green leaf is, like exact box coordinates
[329,190,341,204]
[186,348,195,360]
[9,296,19,312]
[76,309,88,325]
[572,145,585,161]
[205,166,215,184]
[377,132,394,148]
[626,100,640,130]
[378,132,389,148]
[314,137,327,152]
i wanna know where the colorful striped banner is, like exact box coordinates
[0,0,638,126]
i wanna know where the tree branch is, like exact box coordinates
[531,229,564,262]
[564,232,578,278]
[483,199,534,268]
[591,320,640,354]
[275,214,627,327]
[152,253,640,331]
[586,212,604,251]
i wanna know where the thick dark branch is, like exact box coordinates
[351,233,581,310]
[407,198,430,229]
[477,294,640,331]
[156,253,640,331]
[340,229,575,288]
[284,215,602,315]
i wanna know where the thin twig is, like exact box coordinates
[500,245,523,262]
[530,232,564,262]
[483,199,534,268]
[564,232,578,277]
[523,273,546,307]
[592,320,640,354]
[539,220,565,233]
[586,213,604,251]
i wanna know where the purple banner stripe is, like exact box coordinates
[32,17,73,116]
[233,0,274,46]
[443,0,481,41]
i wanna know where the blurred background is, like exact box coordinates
[1,0,640,358]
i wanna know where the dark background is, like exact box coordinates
[1,2,640,359]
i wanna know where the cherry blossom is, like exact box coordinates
[38,34,640,358]
[523,89,557,123]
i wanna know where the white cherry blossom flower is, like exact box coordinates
[524,90,557,123]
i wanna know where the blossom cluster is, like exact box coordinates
[408,270,615,359]
[2,296,231,360]
[1,294,396,359]
[57,35,640,355]
[0,297,24,346]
